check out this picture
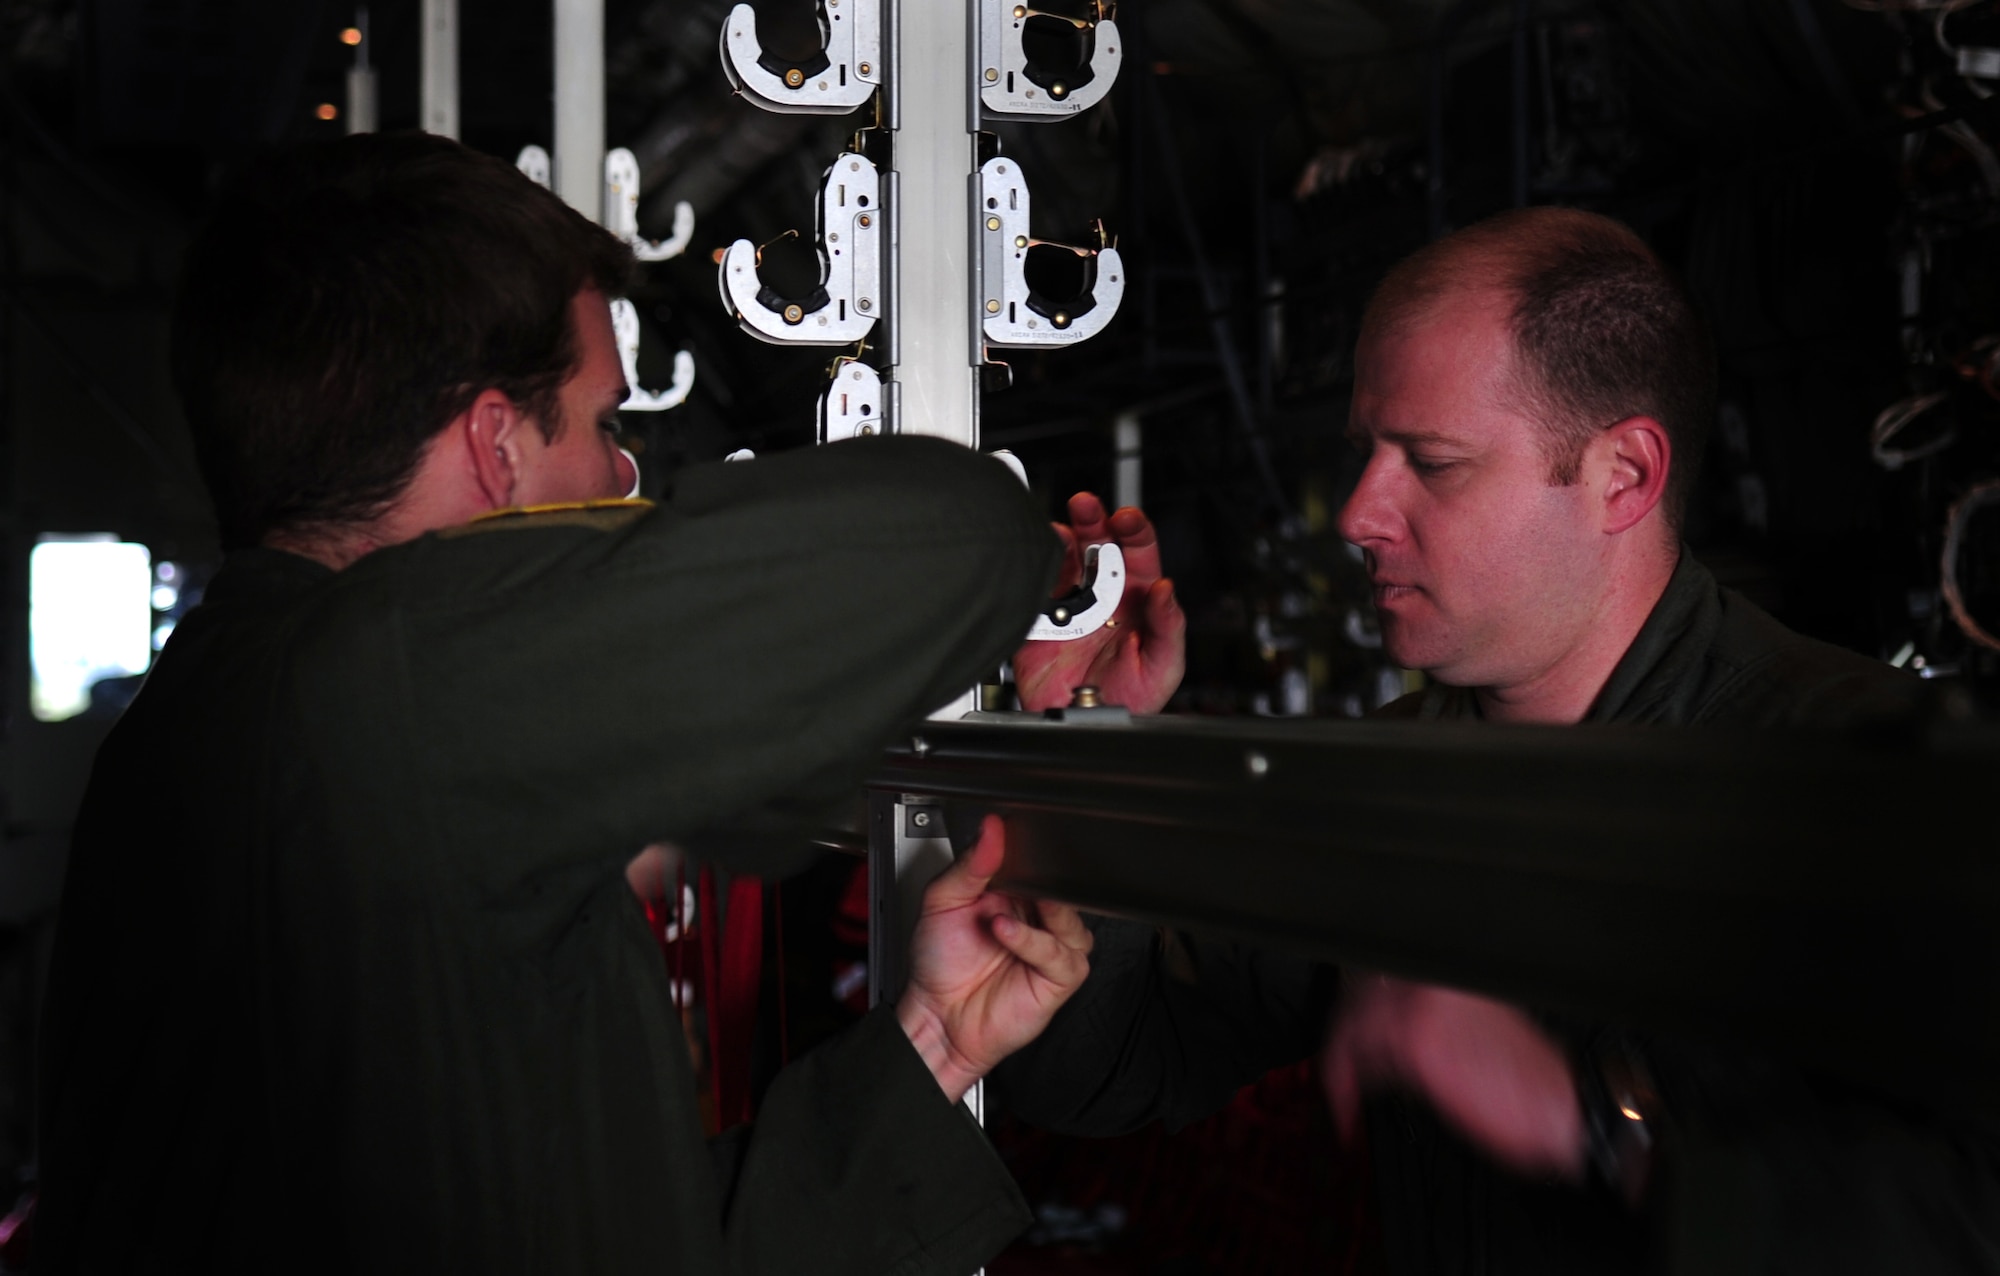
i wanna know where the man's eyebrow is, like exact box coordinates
[1344,425,1469,448]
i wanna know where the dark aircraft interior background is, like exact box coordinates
[2,0,1997,1269]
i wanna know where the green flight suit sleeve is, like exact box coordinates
[307,434,1061,888]
[1652,1041,2000,1276]
[278,435,1057,1274]
[988,915,1336,1134]
[712,1006,1035,1276]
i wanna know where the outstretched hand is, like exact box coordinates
[1014,493,1186,714]
[896,816,1093,1104]
[1321,975,1587,1180]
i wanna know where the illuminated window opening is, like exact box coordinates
[30,536,154,722]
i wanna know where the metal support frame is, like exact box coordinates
[869,712,2000,1124]
[864,0,983,1030]
[554,0,606,217]
[537,5,695,413]
[885,0,981,455]
[715,1,1125,1150]
[421,0,459,140]
[345,8,378,136]
[1113,411,1142,510]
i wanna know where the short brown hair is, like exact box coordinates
[1362,207,1715,531]
[172,132,636,550]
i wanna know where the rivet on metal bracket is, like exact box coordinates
[1026,542,1125,641]
[721,0,882,116]
[978,157,1124,350]
[903,802,944,838]
[819,356,891,442]
[979,0,1121,120]
[719,154,884,346]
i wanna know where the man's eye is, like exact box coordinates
[599,414,624,437]
[1410,456,1458,475]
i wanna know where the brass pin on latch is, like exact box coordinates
[754,227,800,267]
[983,0,1121,120]
[1018,218,1115,260]
[1012,3,1098,28]
[711,225,810,269]
[996,219,1115,336]
[823,339,875,380]
[1042,681,1132,724]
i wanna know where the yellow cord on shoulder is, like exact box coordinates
[439,497,655,540]
[468,496,654,523]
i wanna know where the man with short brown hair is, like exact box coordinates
[37,132,1096,1274]
[998,206,1989,1273]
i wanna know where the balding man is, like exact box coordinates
[995,208,1994,1273]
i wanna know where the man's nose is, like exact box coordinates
[1337,457,1397,547]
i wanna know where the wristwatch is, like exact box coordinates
[1578,1033,1660,1204]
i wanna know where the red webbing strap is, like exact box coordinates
[773,882,789,1065]
[699,867,764,1131]
[674,859,688,1013]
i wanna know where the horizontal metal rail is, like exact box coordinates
[868,712,2000,1122]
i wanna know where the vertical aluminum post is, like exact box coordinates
[715,1,1116,1150]
[869,5,985,1146]
[1114,411,1143,511]
[345,68,379,134]
[344,8,378,135]
[888,0,980,723]
[421,0,459,140]
[553,0,606,219]
[885,1,980,454]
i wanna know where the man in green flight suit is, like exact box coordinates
[994,207,2000,1272]
[34,131,1117,1273]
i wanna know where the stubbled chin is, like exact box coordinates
[1378,613,1439,673]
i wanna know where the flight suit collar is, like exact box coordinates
[1405,548,1720,727]
[201,546,336,610]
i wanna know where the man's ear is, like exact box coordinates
[1596,415,1671,536]
[461,388,530,510]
